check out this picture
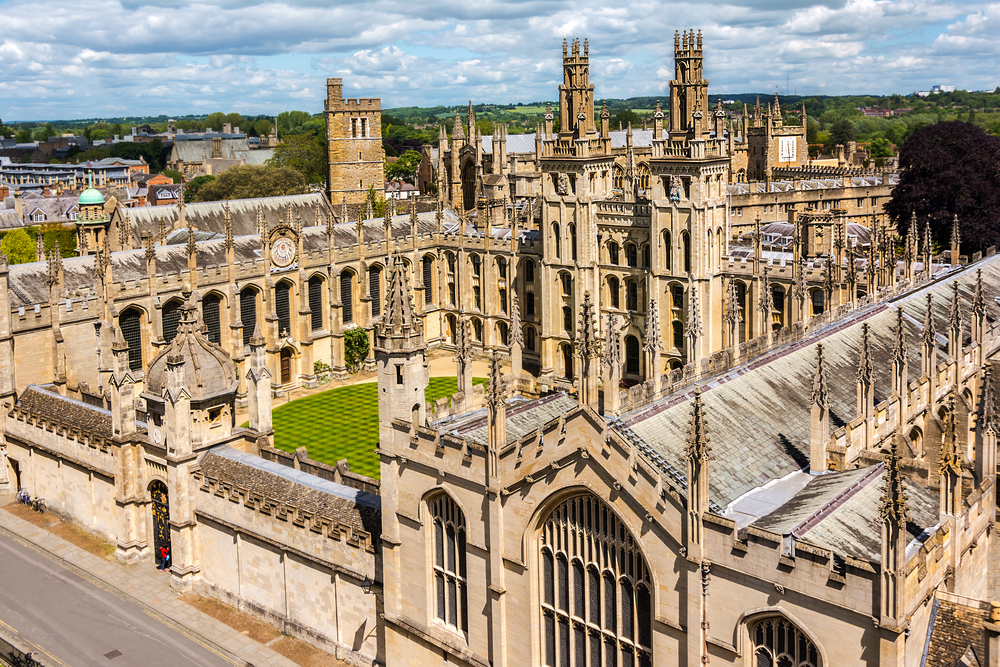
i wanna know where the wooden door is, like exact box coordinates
[280,350,292,384]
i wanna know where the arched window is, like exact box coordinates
[498,321,509,346]
[240,287,258,346]
[423,256,434,305]
[561,273,572,296]
[672,320,684,350]
[431,494,468,633]
[748,616,820,667]
[626,335,640,375]
[447,314,457,343]
[471,254,481,278]
[499,288,508,314]
[662,231,672,271]
[369,266,382,316]
[569,224,578,261]
[562,344,574,380]
[275,281,291,336]
[119,308,143,372]
[608,276,620,309]
[497,256,507,281]
[642,243,650,268]
[340,272,354,324]
[670,284,684,310]
[608,241,619,266]
[553,224,561,259]
[447,252,456,275]
[526,292,536,318]
[473,318,482,342]
[448,282,456,306]
[308,276,323,331]
[811,289,825,315]
[625,243,638,268]
[473,286,482,310]
[626,280,638,311]
[525,326,536,351]
[524,259,535,284]
[540,493,652,667]
[563,306,573,334]
[161,299,182,344]
[202,293,222,345]
[682,232,691,273]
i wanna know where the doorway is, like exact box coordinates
[150,480,170,569]
[280,349,292,384]
[7,457,20,492]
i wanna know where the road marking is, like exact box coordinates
[141,609,242,666]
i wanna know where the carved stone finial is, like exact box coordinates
[972,269,986,318]
[857,323,875,386]
[685,286,703,343]
[685,386,711,463]
[879,438,909,526]
[810,343,828,409]
[939,394,961,477]
[643,296,661,355]
[486,349,507,412]
[891,308,907,365]
[603,312,621,371]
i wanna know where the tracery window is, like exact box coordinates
[748,616,819,667]
[431,494,468,634]
[540,493,652,667]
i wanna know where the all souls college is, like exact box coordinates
[0,31,997,666]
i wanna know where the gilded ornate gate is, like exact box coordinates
[150,480,170,568]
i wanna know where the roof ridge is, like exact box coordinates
[791,464,884,537]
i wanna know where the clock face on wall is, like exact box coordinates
[271,237,296,268]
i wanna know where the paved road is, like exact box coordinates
[0,532,239,667]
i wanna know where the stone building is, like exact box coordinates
[325,78,385,206]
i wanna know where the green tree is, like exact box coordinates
[385,150,422,184]
[184,175,215,202]
[827,119,856,148]
[90,129,109,142]
[609,109,641,130]
[1,229,38,264]
[15,129,31,143]
[224,113,244,129]
[162,169,183,183]
[869,137,893,158]
[364,184,389,217]
[194,165,307,202]
[267,131,326,185]
[343,327,369,373]
[205,112,226,132]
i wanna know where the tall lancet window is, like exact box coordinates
[748,616,820,667]
[431,494,468,634]
[540,493,652,667]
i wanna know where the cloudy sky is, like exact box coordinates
[1,0,996,121]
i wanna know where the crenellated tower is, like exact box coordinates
[559,38,596,138]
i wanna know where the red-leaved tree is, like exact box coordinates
[886,121,1000,254]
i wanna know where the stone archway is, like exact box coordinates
[280,348,293,384]
[149,480,170,569]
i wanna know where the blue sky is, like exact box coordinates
[0,0,996,121]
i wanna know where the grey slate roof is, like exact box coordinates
[756,464,938,563]
[616,255,1000,509]
[443,392,579,448]
[171,138,250,163]
[15,384,113,439]
[201,446,381,539]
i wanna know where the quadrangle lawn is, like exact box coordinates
[255,377,485,480]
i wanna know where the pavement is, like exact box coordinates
[0,503,300,667]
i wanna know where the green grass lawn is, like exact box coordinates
[261,377,485,480]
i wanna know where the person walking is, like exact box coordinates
[159,546,170,571]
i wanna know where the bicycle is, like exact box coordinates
[15,489,31,507]
[30,497,44,514]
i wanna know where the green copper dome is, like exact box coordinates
[77,171,105,206]
[78,187,105,206]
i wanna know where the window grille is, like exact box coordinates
[563,306,572,334]
[202,295,221,344]
[308,277,323,331]
[423,257,434,304]
[626,244,637,268]
[524,260,535,283]
[161,300,181,343]
[341,274,353,323]
[431,494,468,633]
[275,282,291,336]
[626,282,637,311]
[240,289,257,346]
[609,243,619,265]
[626,337,640,374]
[608,277,620,309]
[370,267,381,316]
[527,292,535,317]
[540,493,651,667]
[120,309,143,372]
[748,617,819,667]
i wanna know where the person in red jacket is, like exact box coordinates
[160,546,170,571]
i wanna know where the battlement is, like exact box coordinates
[325,77,381,112]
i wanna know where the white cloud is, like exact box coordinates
[0,0,995,120]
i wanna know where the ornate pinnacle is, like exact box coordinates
[759,265,774,315]
[723,277,742,326]
[948,281,962,332]
[879,438,909,525]
[811,344,828,409]
[922,293,936,348]
[509,293,523,347]
[454,314,472,363]
[186,226,196,258]
[486,349,507,412]
[603,312,621,371]
[892,308,907,365]
[144,233,155,263]
[793,258,808,300]
[939,394,961,477]
[834,221,844,254]
[119,208,131,249]
[857,323,874,386]
[903,215,915,264]
[409,196,418,228]
[575,292,600,359]
[981,363,999,435]
[223,202,234,251]
[951,215,961,247]
[972,269,986,318]
[685,286,703,343]
[256,206,266,246]
[46,247,60,287]
[643,296,661,355]
[685,386,711,463]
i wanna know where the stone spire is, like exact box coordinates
[879,438,909,526]
[685,286,702,364]
[879,434,909,630]
[685,386,712,558]
[643,296,662,390]
[809,343,830,472]
[46,243,62,288]
[223,203,233,252]
[922,293,937,356]
[452,109,465,141]
[948,281,962,360]
[759,265,774,343]
[509,293,523,347]
[575,292,600,409]
[971,268,986,345]
[686,386,711,464]
[377,253,421,339]
[892,308,907,366]
[922,220,933,278]
[602,312,622,414]
[892,308,909,419]
[486,348,507,481]
[950,214,961,265]
[857,322,875,387]
[857,322,875,449]
[723,277,742,350]
[940,394,961,478]
[454,312,473,404]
